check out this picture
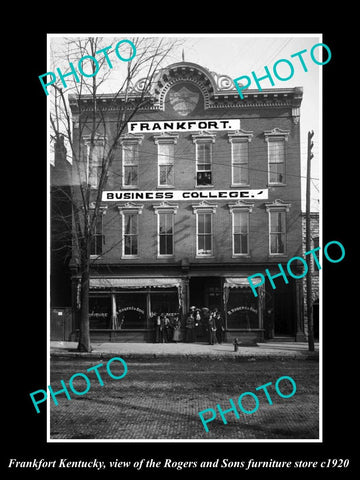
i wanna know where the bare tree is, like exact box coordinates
[49,36,181,351]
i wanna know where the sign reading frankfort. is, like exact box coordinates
[128,119,241,133]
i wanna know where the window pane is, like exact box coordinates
[271,233,285,254]
[198,235,205,252]
[198,214,211,234]
[269,140,285,163]
[233,212,247,234]
[159,164,174,185]
[269,163,284,183]
[125,215,131,234]
[124,236,131,255]
[233,164,248,184]
[158,143,174,165]
[197,213,212,254]
[204,234,212,251]
[123,144,137,164]
[125,235,137,255]
[234,234,241,254]
[159,214,173,255]
[271,212,284,232]
[226,289,259,329]
[116,293,147,329]
[269,140,285,183]
[166,235,173,254]
[89,295,111,329]
[196,171,212,185]
[124,165,138,185]
[197,162,211,171]
[233,142,248,164]
[131,236,138,255]
[197,143,211,163]
[160,235,173,255]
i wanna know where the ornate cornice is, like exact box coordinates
[68,63,303,114]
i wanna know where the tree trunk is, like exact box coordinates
[77,243,92,352]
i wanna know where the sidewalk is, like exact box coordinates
[50,340,319,360]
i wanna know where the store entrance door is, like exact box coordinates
[189,277,222,311]
[189,277,222,342]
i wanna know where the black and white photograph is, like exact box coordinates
[47,34,321,441]
[5,26,355,475]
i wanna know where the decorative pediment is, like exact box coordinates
[191,131,216,143]
[192,201,218,213]
[264,128,290,141]
[153,202,179,214]
[118,133,144,145]
[153,132,179,144]
[116,203,144,214]
[227,201,254,213]
[227,129,254,142]
[265,199,291,212]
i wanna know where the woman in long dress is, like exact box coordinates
[172,316,181,342]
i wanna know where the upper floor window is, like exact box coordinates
[192,133,215,187]
[123,144,139,187]
[89,205,107,258]
[269,211,286,254]
[153,202,178,257]
[228,201,254,257]
[264,128,289,185]
[117,203,144,258]
[123,213,138,256]
[158,143,175,186]
[228,130,253,187]
[192,201,217,257]
[154,134,178,187]
[119,134,143,188]
[83,135,106,189]
[265,199,291,255]
[159,212,174,255]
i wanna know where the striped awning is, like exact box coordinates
[223,277,262,289]
[90,277,183,289]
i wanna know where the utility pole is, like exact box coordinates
[306,130,315,352]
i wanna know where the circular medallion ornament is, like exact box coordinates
[168,83,201,116]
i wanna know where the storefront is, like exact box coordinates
[82,277,184,342]
[223,277,265,344]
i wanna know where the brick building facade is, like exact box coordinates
[68,60,305,343]
[302,212,320,339]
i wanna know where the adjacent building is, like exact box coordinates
[67,60,305,343]
[302,211,320,339]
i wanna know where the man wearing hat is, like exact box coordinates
[185,306,196,343]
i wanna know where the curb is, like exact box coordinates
[50,350,319,362]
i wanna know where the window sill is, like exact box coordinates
[157,185,175,189]
[195,254,215,258]
[231,184,250,188]
[121,255,140,260]
[268,183,287,187]
[195,184,214,188]
[232,254,251,259]
[121,185,139,189]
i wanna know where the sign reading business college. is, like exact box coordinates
[102,189,268,201]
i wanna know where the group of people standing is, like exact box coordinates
[185,306,224,345]
[153,313,181,343]
[153,306,224,345]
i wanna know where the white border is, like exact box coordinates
[47,32,323,444]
